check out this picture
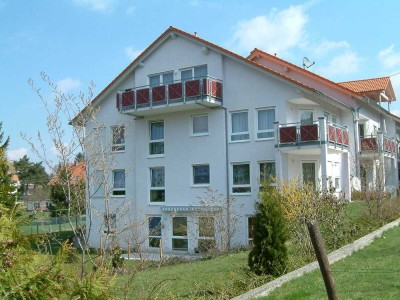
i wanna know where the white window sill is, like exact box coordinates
[148,154,165,159]
[191,133,209,137]
[229,140,250,144]
[231,192,252,196]
[112,150,126,153]
[112,195,126,198]
[191,184,211,188]
[148,202,165,205]
[255,138,274,142]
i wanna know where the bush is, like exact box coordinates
[248,182,288,276]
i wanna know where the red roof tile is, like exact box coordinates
[338,77,390,93]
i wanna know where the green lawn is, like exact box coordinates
[263,225,400,299]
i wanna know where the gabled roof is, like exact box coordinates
[338,77,396,101]
[247,48,365,98]
[72,26,318,123]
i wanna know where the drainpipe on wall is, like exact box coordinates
[351,107,361,179]
[223,107,231,250]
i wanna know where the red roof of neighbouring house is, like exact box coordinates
[50,162,86,186]
[338,77,396,101]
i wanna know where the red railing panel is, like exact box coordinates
[121,91,134,107]
[152,86,166,102]
[136,88,149,105]
[168,83,182,100]
[202,78,210,95]
[328,125,335,142]
[335,127,343,144]
[300,124,318,141]
[279,126,297,143]
[343,130,349,145]
[185,79,200,97]
[361,137,378,151]
[214,81,222,98]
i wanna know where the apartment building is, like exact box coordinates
[81,27,399,253]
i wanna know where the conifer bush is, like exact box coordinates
[248,182,288,276]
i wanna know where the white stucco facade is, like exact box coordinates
[82,27,400,254]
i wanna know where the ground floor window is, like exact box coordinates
[148,216,162,248]
[172,217,188,251]
[302,162,316,187]
[198,217,215,252]
[248,216,254,246]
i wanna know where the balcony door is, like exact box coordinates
[302,162,316,187]
[299,110,314,126]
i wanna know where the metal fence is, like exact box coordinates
[21,215,86,235]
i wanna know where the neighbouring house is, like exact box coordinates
[7,161,21,201]
[74,26,400,254]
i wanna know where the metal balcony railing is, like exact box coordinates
[360,135,396,154]
[116,76,223,112]
[278,121,349,147]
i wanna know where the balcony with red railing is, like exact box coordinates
[276,120,349,150]
[360,135,396,157]
[116,76,223,116]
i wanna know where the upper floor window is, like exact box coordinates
[149,121,164,155]
[112,126,125,152]
[257,108,275,139]
[181,65,207,81]
[193,164,210,185]
[113,170,125,196]
[150,167,165,203]
[232,163,251,194]
[149,71,174,87]
[231,111,249,141]
[192,114,208,136]
[300,110,314,126]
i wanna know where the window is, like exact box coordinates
[259,162,276,181]
[149,121,164,155]
[300,110,314,125]
[231,111,249,141]
[181,65,207,81]
[149,71,174,87]
[257,108,275,139]
[335,177,341,191]
[359,124,365,138]
[331,115,337,124]
[302,162,316,188]
[112,126,125,151]
[104,213,116,234]
[150,167,165,202]
[193,164,210,185]
[248,217,254,246]
[148,216,162,248]
[192,114,208,135]
[232,163,251,194]
[172,217,188,251]
[113,170,125,196]
[199,217,214,239]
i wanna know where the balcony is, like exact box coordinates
[360,135,396,157]
[116,76,223,116]
[277,120,349,153]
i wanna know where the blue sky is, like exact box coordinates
[1,0,400,166]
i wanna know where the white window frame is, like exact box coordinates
[111,125,125,152]
[149,71,174,87]
[335,177,341,192]
[149,121,164,156]
[112,170,125,196]
[259,161,276,184]
[148,216,162,248]
[150,167,165,203]
[172,216,188,251]
[232,162,251,194]
[180,65,208,81]
[192,164,210,186]
[191,114,209,136]
[256,107,275,140]
[230,110,250,142]
[299,109,315,126]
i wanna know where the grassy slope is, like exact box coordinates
[264,226,400,300]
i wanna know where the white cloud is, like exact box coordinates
[318,51,361,77]
[7,148,28,161]
[73,0,115,12]
[56,77,81,93]
[378,45,400,69]
[124,46,142,61]
[311,40,350,57]
[126,5,136,15]
[228,5,308,55]
[319,50,362,78]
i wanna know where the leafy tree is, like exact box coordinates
[0,124,15,209]
[74,152,85,164]
[248,181,288,276]
[14,155,49,196]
